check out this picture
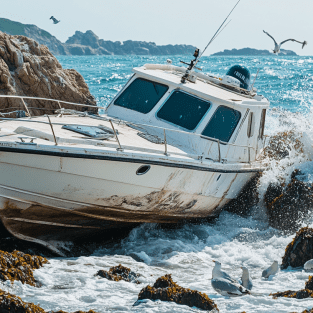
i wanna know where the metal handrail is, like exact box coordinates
[0,94,258,163]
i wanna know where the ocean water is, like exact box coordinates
[2,55,313,313]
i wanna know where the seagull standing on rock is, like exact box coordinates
[239,266,253,290]
[50,16,60,24]
[263,30,307,54]
[262,261,279,278]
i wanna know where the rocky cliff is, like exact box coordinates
[0,18,65,55]
[0,31,96,116]
[212,47,297,56]
[0,18,196,56]
[65,30,197,55]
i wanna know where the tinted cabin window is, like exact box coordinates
[202,106,241,142]
[157,91,211,130]
[114,78,168,114]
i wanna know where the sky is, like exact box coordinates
[2,0,312,56]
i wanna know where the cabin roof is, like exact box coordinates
[133,66,269,107]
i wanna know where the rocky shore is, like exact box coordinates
[0,31,97,116]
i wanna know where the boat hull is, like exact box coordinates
[0,150,256,254]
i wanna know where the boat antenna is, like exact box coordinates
[250,67,260,93]
[181,0,241,83]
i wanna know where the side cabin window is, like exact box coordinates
[202,106,241,142]
[247,112,255,138]
[114,78,168,114]
[157,91,211,131]
[258,109,266,139]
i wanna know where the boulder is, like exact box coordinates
[0,289,98,313]
[281,227,313,269]
[0,250,48,286]
[0,31,97,116]
[136,274,219,312]
[271,276,313,300]
[96,264,140,284]
[264,170,313,232]
[224,173,261,216]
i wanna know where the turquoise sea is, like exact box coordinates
[3,55,312,313]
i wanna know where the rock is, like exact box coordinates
[0,250,48,286]
[305,276,313,290]
[0,31,97,116]
[212,47,297,56]
[0,288,98,313]
[0,289,46,313]
[271,275,313,300]
[223,173,261,216]
[0,18,66,55]
[271,289,313,299]
[264,171,313,232]
[136,274,219,312]
[281,227,313,269]
[96,264,141,284]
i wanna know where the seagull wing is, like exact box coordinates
[280,39,297,46]
[212,278,249,297]
[263,30,278,45]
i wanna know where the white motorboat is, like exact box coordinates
[0,54,269,255]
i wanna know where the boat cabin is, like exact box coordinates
[105,63,269,163]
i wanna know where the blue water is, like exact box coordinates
[57,55,313,113]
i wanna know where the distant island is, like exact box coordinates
[212,48,297,56]
[0,18,196,56]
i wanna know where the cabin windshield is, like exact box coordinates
[114,78,168,114]
[202,106,241,142]
[157,91,211,131]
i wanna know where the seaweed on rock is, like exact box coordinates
[0,250,48,286]
[136,274,219,311]
[96,264,140,284]
[281,227,313,269]
[271,276,313,299]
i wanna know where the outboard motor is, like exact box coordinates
[225,65,251,90]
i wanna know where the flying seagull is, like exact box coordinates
[239,266,253,290]
[263,30,307,54]
[50,16,60,24]
[262,261,279,278]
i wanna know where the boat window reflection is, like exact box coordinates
[114,78,168,114]
[202,106,241,142]
[157,91,211,131]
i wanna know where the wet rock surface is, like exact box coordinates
[137,274,219,311]
[271,276,313,299]
[264,170,313,232]
[0,288,98,313]
[281,227,313,269]
[96,264,140,284]
[0,31,96,116]
[224,173,261,216]
[0,250,48,286]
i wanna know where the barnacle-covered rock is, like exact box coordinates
[136,274,218,311]
[265,170,313,232]
[96,264,140,284]
[0,250,48,286]
[281,227,313,269]
[305,276,313,290]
